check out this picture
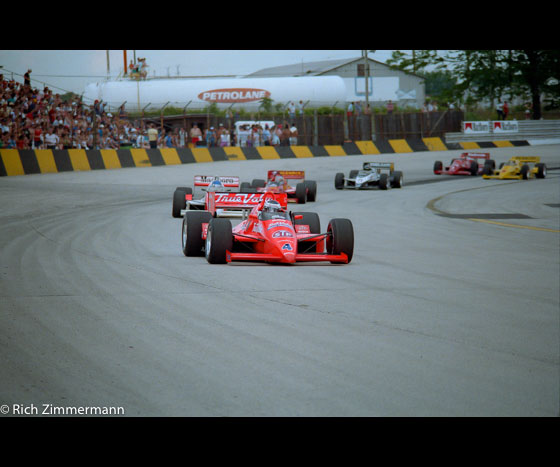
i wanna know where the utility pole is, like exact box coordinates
[106,51,110,77]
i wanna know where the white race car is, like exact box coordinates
[335,162,403,190]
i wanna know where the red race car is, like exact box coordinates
[181,192,353,265]
[241,170,317,203]
[433,152,495,176]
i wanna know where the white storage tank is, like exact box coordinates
[83,76,347,111]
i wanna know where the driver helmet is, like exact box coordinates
[263,199,282,213]
[207,179,224,192]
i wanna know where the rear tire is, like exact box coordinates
[536,163,547,179]
[173,189,186,218]
[304,180,317,201]
[433,161,443,174]
[295,182,307,203]
[205,218,233,264]
[294,212,321,254]
[252,179,266,188]
[349,169,359,179]
[391,170,403,188]
[240,182,252,191]
[327,218,354,264]
[182,211,212,256]
[293,212,320,233]
[334,172,345,190]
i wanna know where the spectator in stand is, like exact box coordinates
[262,124,271,146]
[270,128,280,146]
[147,124,158,148]
[24,69,32,87]
[289,123,298,146]
[282,124,291,146]
[496,102,504,120]
[502,101,509,120]
[288,101,296,120]
[190,123,202,147]
[43,127,59,149]
[386,100,394,114]
[219,128,230,147]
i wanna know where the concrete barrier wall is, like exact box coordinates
[0,137,531,176]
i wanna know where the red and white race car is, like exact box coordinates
[181,191,353,265]
[433,152,495,176]
[241,170,317,204]
[172,175,241,218]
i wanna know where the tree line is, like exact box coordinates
[385,50,560,119]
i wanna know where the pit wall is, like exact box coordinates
[0,137,531,176]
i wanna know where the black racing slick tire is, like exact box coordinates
[470,161,479,176]
[304,180,317,202]
[295,183,307,204]
[182,211,212,256]
[293,211,320,233]
[205,218,233,264]
[536,163,547,179]
[173,189,187,218]
[176,186,192,193]
[521,164,530,180]
[251,179,266,188]
[327,218,354,264]
[379,173,390,190]
[240,182,252,191]
[433,161,443,174]
[294,211,321,254]
[391,170,403,188]
[334,173,345,190]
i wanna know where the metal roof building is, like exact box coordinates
[246,56,426,109]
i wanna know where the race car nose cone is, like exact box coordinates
[282,251,296,263]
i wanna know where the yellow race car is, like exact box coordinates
[482,156,547,180]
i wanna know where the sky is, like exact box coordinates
[0,50,400,96]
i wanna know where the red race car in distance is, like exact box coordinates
[240,170,317,203]
[181,192,353,265]
[433,152,495,176]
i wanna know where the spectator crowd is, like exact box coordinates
[0,72,300,151]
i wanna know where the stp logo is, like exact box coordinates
[272,230,293,238]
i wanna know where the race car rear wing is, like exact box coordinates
[194,175,240,190]
[460,152,490,160]
[206,191,288,217]
[363,162,394,172]
[267,170,305,181]
[509,156,541,163]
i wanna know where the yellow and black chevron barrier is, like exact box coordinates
[0,138,530,176]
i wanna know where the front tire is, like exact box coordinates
[433,161,443,174]
[205,218,233,264]
[327,218,354,264]
[470,161,479,176]
[521,164,530,180]
[182,211,212,256]
[379,173,390,190]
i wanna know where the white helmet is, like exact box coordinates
[263,199,282,213]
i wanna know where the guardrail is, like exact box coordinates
[445,120,560,143]
[0,137,538,176]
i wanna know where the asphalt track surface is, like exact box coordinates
[1,144,559,417]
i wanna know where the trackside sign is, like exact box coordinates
[198,88,271,104]
[463,120,519,134]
